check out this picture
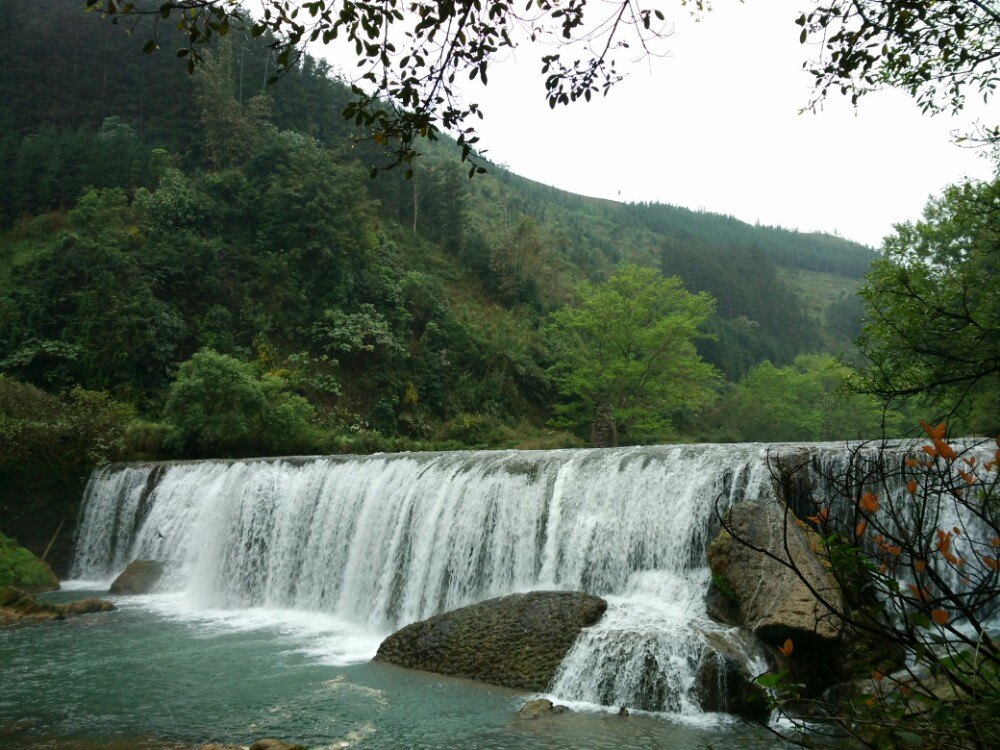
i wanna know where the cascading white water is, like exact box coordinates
[73,444,778,713]
[70,440,997,715]
[73,446,776,623]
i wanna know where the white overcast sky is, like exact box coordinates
[315,0,996,248]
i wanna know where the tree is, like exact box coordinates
[857,164,1000,434]
[163,349,318,457]
[797,0,1000,143]
[547,264,717,441]
[83,0,999,167]
[720,354,898,442]
[721,165,1000,747]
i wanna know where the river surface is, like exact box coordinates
[0,585,781,750]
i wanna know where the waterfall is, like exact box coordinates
[69,440,996,714]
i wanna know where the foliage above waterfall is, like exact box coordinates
[164,350,318,458]
[859,170,1000,434]
[0,0,891,461]
[547,265,718,438]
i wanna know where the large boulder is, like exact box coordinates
[109,559,164,594]
[0,533,59,593]
[374,591,607,690]
[707,501,843,646]
[0,585,114,625]
[707,501,853,694]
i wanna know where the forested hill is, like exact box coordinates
[0,0,876,425]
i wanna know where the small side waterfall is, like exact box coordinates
[70,441,995,715]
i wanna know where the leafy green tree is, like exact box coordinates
[858,166,1000,433]
[547,264,717,440]
[720,354,896,442]
[1,188,185,397]
[722,359,826,442]
[163,349,318,457]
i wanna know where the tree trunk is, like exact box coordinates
[590,402,618,448]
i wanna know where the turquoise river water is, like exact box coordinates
[1,586,780,750]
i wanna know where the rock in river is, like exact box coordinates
[707,501,843,646]
[109,559,164,594]
[374,591,607,690]
[516,698,572,719]
[0,585,114,625]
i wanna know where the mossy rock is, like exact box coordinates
[0,533,59,592]
[375,591,607,690]
[0,585,114,625]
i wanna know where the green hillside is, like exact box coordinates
[0,0,878,423]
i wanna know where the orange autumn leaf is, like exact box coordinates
[934,439,957,460]
[920,420,946,440]
[855,520,868,537]
[984,556,1000,572]
[905,458,920,468]
[913,559,927,572]
[778,639,794,657]
[807,507,830,524]
[906,479,918,494]
[936,530,952,553]
[930,609,949,625]
[991,537,1000,547]
[906,583,931,603]
[922,445,939,457]
[872,669,886,682]
[963,456,977,468]
[958,470,975,485]
[859,492,879,513]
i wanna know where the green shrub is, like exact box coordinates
[0,533,58,591]
[164,349,320,458]
[123,420,174,458]
[438,413,506,446]
[0,377,133,477]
